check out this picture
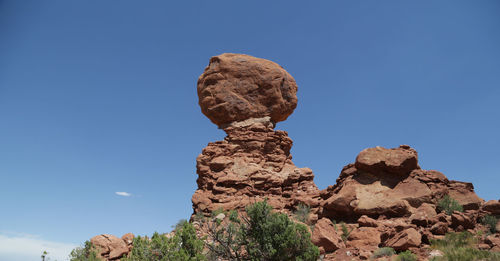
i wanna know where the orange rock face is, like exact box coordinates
[197,53,298,127]
[90,234,132,260]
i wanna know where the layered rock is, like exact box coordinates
[191,121,321,216]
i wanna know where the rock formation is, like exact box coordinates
[192,53,320,219]
[90,233,134,260]
[191,53,497,260]
[197,53,298,128]
[86,54,499,260]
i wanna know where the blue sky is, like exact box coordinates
[1,1,499,260]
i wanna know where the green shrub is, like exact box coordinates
[481,215,498,234]
[193,211,205,222]
[123,221,205,261]
[437,195,463,215]
[211,207,225,218]
[371,247,395,259]
[207,200,320,261]
[430,231,500,261]
[294,203,311,224]
[396,250,417,261]
[340,222,353,243]
[69,241,100,261]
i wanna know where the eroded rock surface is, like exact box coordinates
[191,121,320,215]
[197,53,298,127]
[90,234,132,260]
[320,145,483,220]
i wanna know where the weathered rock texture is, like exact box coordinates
[191,121,321,216]
[197,53,298,127]
[91,233,133,260]
[320,145,483,221]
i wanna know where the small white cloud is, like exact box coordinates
[0,233,77,261]
[115,191,132,197]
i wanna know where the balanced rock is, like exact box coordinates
[193,54,318,216]
[197,53,298,127]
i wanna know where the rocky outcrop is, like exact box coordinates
[191,121,321,216]
[483,200,500,215]
[320,145,483,220]
[197,53,298,128]
[190,54,496,259]
[90,234,133,260]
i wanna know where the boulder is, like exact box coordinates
[355,145,419,177]
[385,228,421,251]
[483,200,500,215]
[357,215,378,227]
[447,181,483,210]
[450,211,474,229]
[311,218,345,252]
[430,222,448,235]
[409,203,438,227]
[347,227,381,249]
[90,234,129,260]
[197,53,298,127]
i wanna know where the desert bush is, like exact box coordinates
[294,203,311,224]
[339,222,353,243]
[430,231,500,261]
[481,215,498,234]
[206,200,319,261]
[123,221,205,261]
[69,241,100,261]
[211,207,225,218]
[371,247,395,259]
[396,250,417,261]
[437,195,463,215]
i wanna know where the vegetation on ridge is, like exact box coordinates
[437,195,463,215]
[430,231,500,261]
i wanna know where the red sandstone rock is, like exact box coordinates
[191,122,320,215]
[347,227,381,250]
[447,181,483,210]
[197,53,298,127]
[311,218,345,252]
[483,200,500,215]
[91,234,129,260]
[409,203,437,227]
[430,222,448,235]
[385,228,422,251]
[321,145,483,223]
[355,145,419,177]
[450,211,474,230]
[357,215,378,227]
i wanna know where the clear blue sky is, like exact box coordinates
[1,1,499,260]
